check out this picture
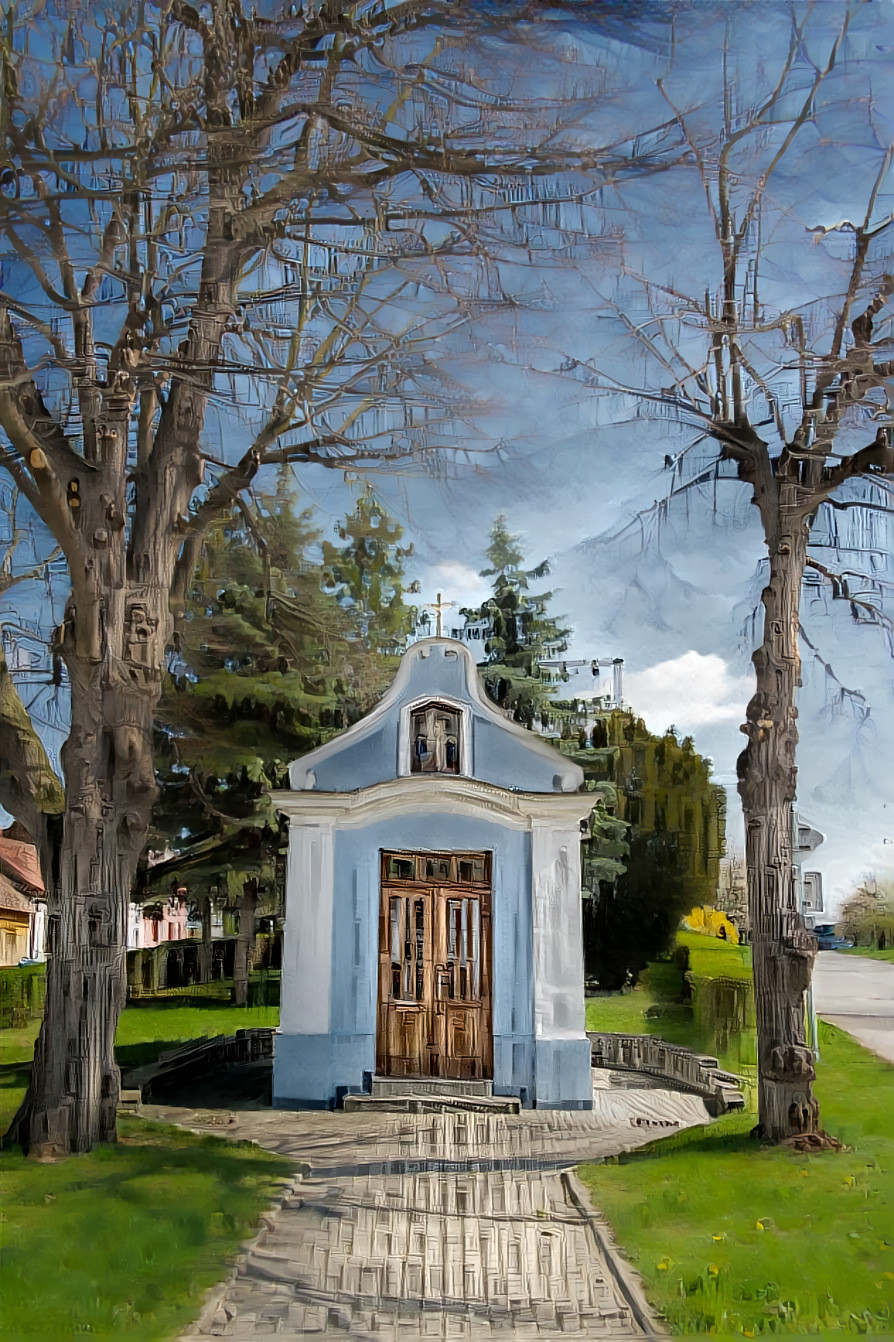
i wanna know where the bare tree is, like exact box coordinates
[542,5,894,1142]
[0,0,679,1153]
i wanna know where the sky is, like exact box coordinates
[273,0,894,911]
[2,0,893,913]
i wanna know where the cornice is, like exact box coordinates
[270,776,592,830]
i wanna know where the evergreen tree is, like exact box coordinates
[465,515,570,727]
[321,488,414,694]
[561,713,726,988]
[153,473,364,853]
[150,475,389,1002]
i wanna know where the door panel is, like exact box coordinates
[435,895,489,1079]
[377,851,492,1080]
[378,890,432,1076]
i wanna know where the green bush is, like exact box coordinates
[0,964,46,1029]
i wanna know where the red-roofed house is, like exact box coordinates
[0,827,46,964]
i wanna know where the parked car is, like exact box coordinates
[811,924,854,950]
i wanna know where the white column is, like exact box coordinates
[531,819,586,1039]
[280,816,336,1035]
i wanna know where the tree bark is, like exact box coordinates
[198,894,213,985]
[17,594,161,1154]
[233,878,258,1007]
[7,371,169,1153]
[736,515,828,1145]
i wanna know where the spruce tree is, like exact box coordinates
[154,473,362,852]
[465,515,570,727]
[321,488,414,697]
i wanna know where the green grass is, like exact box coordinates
[0,1000,280,1131]
[0,1000,280,1071]
[586,939,756,1087]
[586,957,689,1034]
[0,1020,41,1068]
[586,935,754,1040]
[843,946,894,965]
[114,1000,280,1070]
[679,930,753,981]
[579,1022,894,1337]
[0,1118,288,1340]
[0,998,287,1339]
[586,986,665,1034]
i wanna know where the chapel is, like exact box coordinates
[271,636,593,1110]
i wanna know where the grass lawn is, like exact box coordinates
[0,999,280,1074]
[0,1118,288,1340]
[844,947,894,965]
[0,999,287,1340]
[586,935,756,1084]
[1,999,280,1132]
[580,1022,894,1337]
[678,930,753,980]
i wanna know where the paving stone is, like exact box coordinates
[154,1081,708,1339]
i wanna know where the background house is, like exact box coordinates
[0,825,45,963]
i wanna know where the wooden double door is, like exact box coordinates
[377,850,493,1081]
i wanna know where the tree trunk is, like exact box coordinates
[233,879,258,1007]
[16,649,159,1155]
[198,894,213,985]
[737,521,830,1145]
[7,399,167,1152]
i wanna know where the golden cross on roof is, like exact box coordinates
[426,591,455,638]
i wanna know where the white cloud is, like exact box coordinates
[414,560,492,611]
[624,651,753,735]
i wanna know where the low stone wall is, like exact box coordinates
[587,1031,745,1115]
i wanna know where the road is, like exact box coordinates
[812,950,894,1063]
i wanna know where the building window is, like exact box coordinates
[410,702,461,774]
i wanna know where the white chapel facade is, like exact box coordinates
[271,637,593,1110]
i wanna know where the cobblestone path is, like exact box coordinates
[154,1079,708,1340]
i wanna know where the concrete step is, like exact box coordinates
[344,1092,519,1114]
[371,1075,493,1097]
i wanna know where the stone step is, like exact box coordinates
[371,1075,493,1097]
[344,1092,519,1115]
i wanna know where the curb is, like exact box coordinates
[562,1168,669,1340]
[176,1170,303,1338]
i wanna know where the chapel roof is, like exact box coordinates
[288,637,584,795]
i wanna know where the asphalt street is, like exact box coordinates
[812,951,894,1063]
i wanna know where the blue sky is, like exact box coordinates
[277,1,894,908]
[2,0,893,910]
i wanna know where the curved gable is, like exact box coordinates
[288,638,583,794]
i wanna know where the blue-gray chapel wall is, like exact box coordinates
[306,646,564,794]
[309,722,397,792]
[275,811,533,1106]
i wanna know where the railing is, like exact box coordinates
[587,1030,745,1115]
